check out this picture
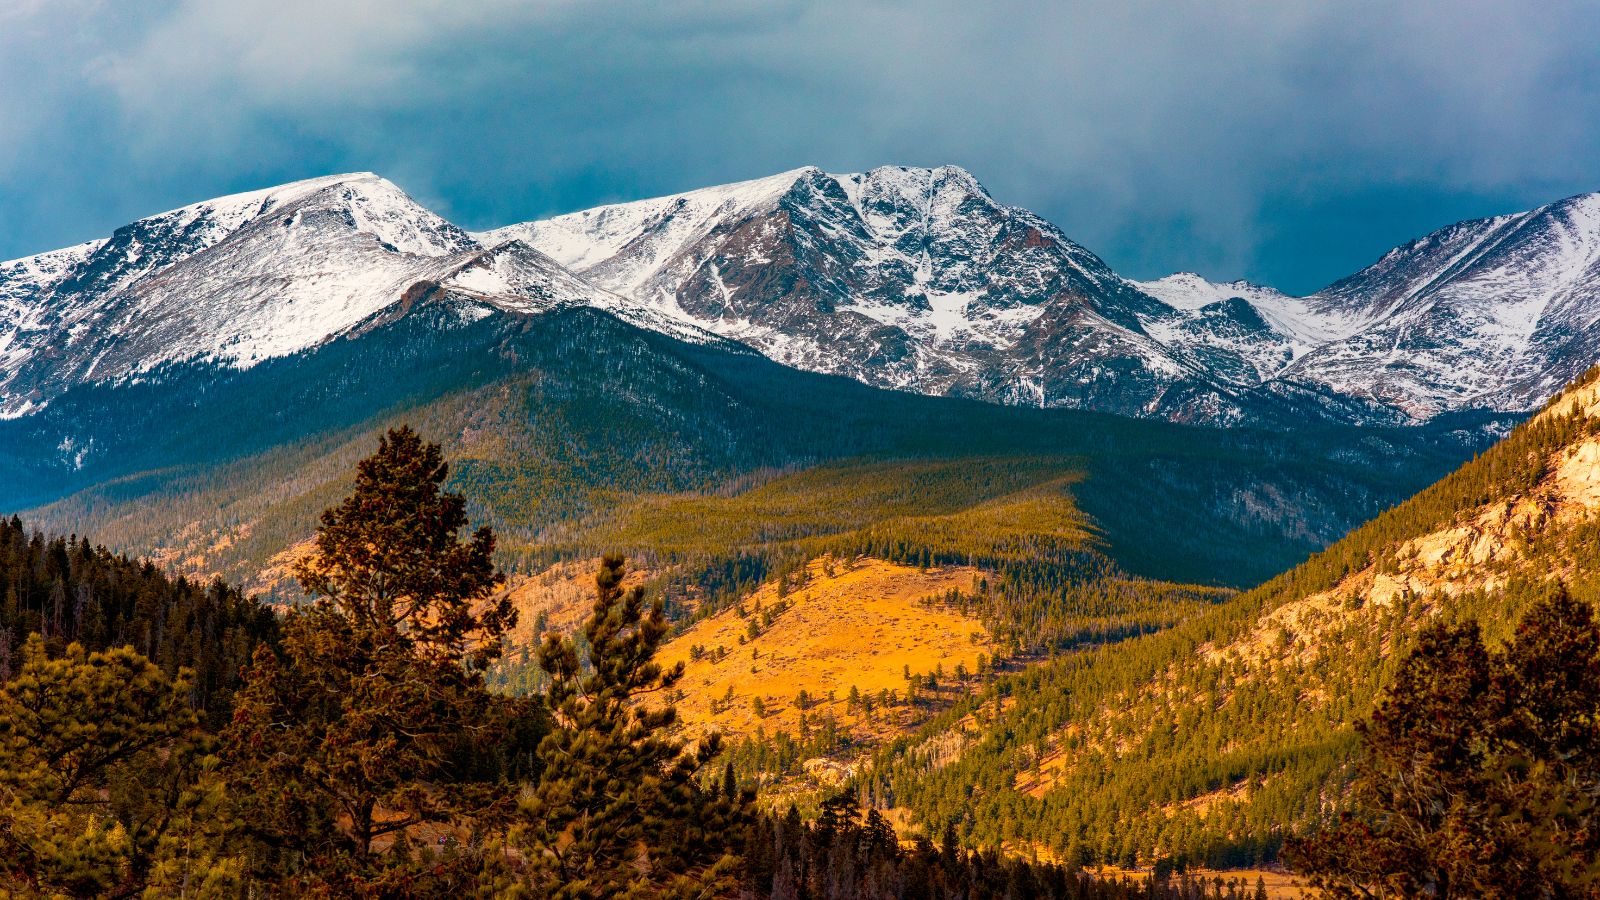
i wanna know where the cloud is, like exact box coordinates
[3,0,1598,292]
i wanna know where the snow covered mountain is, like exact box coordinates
[4,164,1598,428]
[1280,193,1600,418]
[1134,193,1600,421]
[0,173,697,418]
[492,168,1600,425]
[484,165,1293,422]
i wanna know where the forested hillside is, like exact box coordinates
[0,516,276,729]
[0,296,1543,882]
[0,299,1516,826]
[5,302,1501,600]
[872,368,1600,869]
[482,450,1233,800]
[0,430,1293,899]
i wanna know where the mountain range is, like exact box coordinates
[7,163,1600,881]
[3,166,1598,431]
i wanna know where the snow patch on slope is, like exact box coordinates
[479,168,813,295]
[1133,272,1358,357]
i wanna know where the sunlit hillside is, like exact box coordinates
[876,368,1600,870]
[657,557,990,793]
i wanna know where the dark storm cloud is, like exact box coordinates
[3,0,1598,293]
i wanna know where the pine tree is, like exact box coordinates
[1288,585,1600,897]
[512,555,750,897]
[291,425,513,671]
[223,426,534,890]
[0,636,219,897]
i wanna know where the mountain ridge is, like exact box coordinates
[869,366,1600,867]
[0,172,723,420]
[5,165,1598,428]
[498,168,1600,425]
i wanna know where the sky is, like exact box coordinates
[2,0,1598,295]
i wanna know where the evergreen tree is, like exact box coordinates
[223,427,533,891]
[0,636,226,897]
[1288,585,1600,897]
[0,516,276,730]
[290,425,513,670]
[512,555,750,897]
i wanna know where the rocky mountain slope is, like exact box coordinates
[485,165,1235,420]
[489,166,1355,424]
[872,367,1600,868]
[1280,193,1600,418]
[497,167,1600,426]
[4,165,1596,427]
[0,173,698,419]
[0,291,1483,598]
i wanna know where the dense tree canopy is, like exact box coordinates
[0,515,276,729]
[0,636,229,897]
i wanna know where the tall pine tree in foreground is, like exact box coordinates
[224,426,539,893]
[512,554,751,898]
[1288,584,1600,898]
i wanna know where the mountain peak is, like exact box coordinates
[142,171,387,224]
[9,164,1600,429]
[1134,272,1292,310]
[845,163,993,205]
[929,163,985,191]
[0,170,491,416]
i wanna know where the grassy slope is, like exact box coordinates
[660,557,992,741]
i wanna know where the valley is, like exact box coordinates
[9,5,1600,894]
[4,303,1484,596]
[2,163,1598,896]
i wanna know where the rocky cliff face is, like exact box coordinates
[489,165,1318,423]
[1212,375,1600,675]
